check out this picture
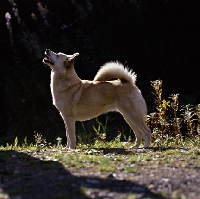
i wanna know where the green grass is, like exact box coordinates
[1,135,199,170]
[0,136,200,199]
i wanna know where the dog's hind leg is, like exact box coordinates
[119,108,150,148]
[125,115,150,148]
[141,122,151,148]
[133,118,151,148]
[122,115,143,147]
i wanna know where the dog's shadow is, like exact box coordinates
[0,150,165,199]
[95,146,183,155]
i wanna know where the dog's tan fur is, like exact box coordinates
[43,49,151,149]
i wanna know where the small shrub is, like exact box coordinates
[147,80,200,147]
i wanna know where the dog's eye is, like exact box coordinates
[57,54,59,57]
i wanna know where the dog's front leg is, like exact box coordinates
[64,117,76,149]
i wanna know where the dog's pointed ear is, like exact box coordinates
[68,53,79,62]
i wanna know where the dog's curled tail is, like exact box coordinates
[94,61,137,84]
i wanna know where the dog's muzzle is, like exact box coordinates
[43,49,54,65]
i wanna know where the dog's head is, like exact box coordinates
[43,49,79,70]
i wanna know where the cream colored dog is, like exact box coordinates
[43,49,150,149]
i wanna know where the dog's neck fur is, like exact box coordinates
[50,64,81,104]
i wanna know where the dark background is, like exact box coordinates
[0,0,199,145]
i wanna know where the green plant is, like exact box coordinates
[195,104,200,135]
[147,80,171,144]
[147,80,200,147]
[181,104,196,138]
[56,137,62,148]
[33,131,48,149]
[93,117,108,142]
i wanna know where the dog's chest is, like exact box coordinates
[50,72,73,110]
[50,72,63,105]
[50,73,56,104]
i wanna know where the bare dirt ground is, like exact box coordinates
[0,148,200,199]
